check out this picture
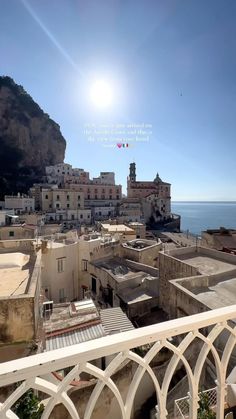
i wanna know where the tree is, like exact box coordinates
[12,389,44,419]
[197,391,216,419]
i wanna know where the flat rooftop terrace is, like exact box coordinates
[0,252,33,297]
[177,252,236,275]
[91,258,156,283]
[187,275,236,310]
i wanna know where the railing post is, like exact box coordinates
[155,404,168,419]
[216,380,227,419]
[188,390,199,419]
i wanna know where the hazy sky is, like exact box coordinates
[1,0,236,200]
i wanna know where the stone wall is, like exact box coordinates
[159,252,199,317]
[0,239,35,252]
[169,277,208,319]
[0,297,35,342]
[121,241,162,267]
[0,249,41,343]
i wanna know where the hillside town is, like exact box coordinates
[1,161,236,418]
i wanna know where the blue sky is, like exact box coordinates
[1,0,236,200]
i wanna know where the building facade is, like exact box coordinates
[5,194,35,213]
[127,163,171,224]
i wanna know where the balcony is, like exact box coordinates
[1,305,236,418]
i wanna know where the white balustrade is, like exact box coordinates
[0,305,236,419]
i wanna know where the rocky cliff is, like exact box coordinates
[0,76,66,198]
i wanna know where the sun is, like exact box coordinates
[89,79,113,109]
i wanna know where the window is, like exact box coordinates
[45,194,48,199]
[87,195,90,199]
[82,259,88,271]
[92,277,97,294]
[78,195,80,200]
[57,195,60,200]
[49,204,52,208]
[87,214,90,218]
[57,258,65,273]
[71,214,74,220]
[116,195,119,200]
[95,195,98,199]
[9,231,14,237]
[59,288,65,303]
[80,214,83,219]
[56,203,60,209]
[78,203,80,208]
[109,195,112,200]
[67,203,70,208]
[67,195,70,200]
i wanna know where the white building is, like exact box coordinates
[46,163,73,184]
[5,194,35,213]
[41,239,79,303]
[93,172,115,185]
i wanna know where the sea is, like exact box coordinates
[171,202,236,236]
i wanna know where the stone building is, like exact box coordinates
[41,238,79,303]
[5,194,35,213]
[0,239,42,360]
[88,257,159,320]
[159,245,236,318]
[40,187,91,225]
[121,238,162,267]
[126,163,172,225]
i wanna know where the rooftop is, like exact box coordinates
[101,223,135,233]
[44,299,100,334]
[118,287,158,305]
[0,252,33,296]
[91,257,155,283]
[45,301,134,351]
[165,246,236,276]
[123,238,158,250]
[195,276,236,309]
[176,270,236,311]
[177,252,236,275]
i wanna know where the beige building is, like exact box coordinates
[121,238,162,267]
[40,188,91,225]
[88,257,159,319]
[201,227,236,253]
[128,222,146,239]
[41,188,85,212]
[127,163,171,200]
[100,223,136,242]
[119,198,143,222]
[0,240,42,347]
[0,224,37,240]
[77,233,121,299]
[159,246,236,318]
[5,194,35,213]
[127,163,171,224]
[41,239,79,303]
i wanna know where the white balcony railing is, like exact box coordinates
[1,305,236,418]
[175,387,217,418]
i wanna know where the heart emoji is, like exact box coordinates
[117,143,122,148]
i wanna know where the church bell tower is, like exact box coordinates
[129,162,136,183]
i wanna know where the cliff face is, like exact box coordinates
[0,76,66,198]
